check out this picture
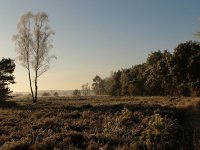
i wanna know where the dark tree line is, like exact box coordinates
[0,58,15,101]
[92,41,200,97]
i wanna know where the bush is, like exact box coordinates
[140,113,181,149]
[42,92,51,97]
[54,92,59,97]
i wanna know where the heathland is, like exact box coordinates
[0,96,199,150]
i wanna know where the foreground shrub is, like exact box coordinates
[140,113,181,150]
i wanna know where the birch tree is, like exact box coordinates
[13,12,56,103]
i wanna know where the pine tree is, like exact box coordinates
[0,58,15,101]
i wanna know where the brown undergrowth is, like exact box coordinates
[0,96,198,150]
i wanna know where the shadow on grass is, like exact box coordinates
[0,100,37,110]
[0,101,17,108]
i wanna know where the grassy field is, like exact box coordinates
[0,96,199,150]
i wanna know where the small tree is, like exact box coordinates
[92,75,106,95]
[73,89,81,97]
[0,58,15,101]
[13,12,56,103]
[81,83,90,96]
[54,92,59,97]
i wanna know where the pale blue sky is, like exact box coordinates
[0,0,199,92]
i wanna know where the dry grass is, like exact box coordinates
[0,96,199,150]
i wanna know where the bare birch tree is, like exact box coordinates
[81,83,90,96]
[13,12,56,103]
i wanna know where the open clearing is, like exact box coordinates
[0,96,199,150]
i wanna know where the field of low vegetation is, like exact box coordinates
[0,96,199,150]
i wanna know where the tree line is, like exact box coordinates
[92,41,200,97]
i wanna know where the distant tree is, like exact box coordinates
[129,64,146,96]
[13,11,56,103]
[92,75,106,95]
[73,89,81,97]
[121,69,131,96]
[144,50,174,96]
[128,80,144,96]
[81,83,90,96]
[102,77,111,95]
[54,92,59,97]
[172,41,200,96]
[144,50,164,95]
[108,71,121,96]
[0,58,15,101]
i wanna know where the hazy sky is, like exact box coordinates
[0,0,200,92]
